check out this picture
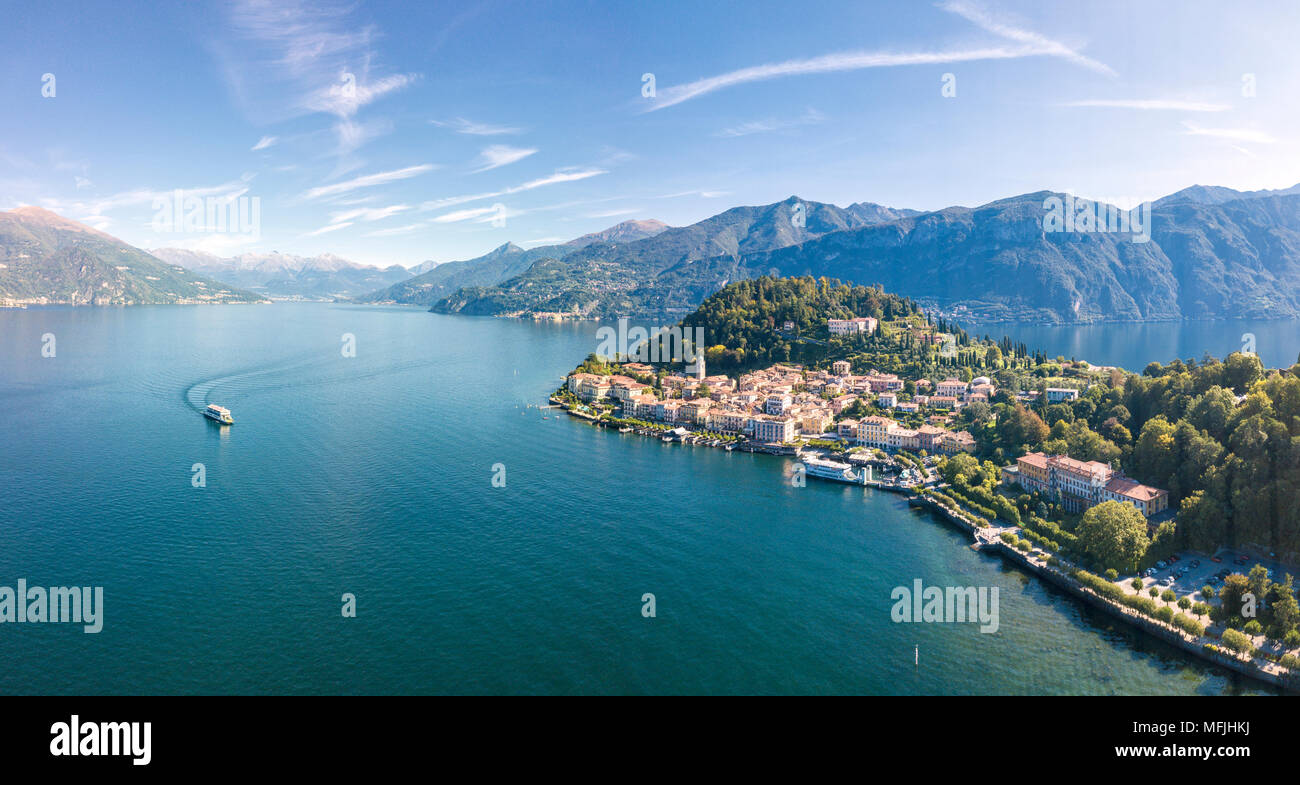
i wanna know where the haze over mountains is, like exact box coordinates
[149,248,411,300]
[7,184,1300,322]
[0,207,262,305]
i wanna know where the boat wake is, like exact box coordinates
[180,348,445,413]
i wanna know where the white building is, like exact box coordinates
[827,317,878,336]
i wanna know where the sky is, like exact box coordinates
[1,0,1298,268]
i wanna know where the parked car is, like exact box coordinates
[1156,561,1167,569]
[1189,560,1201,568]
[1211,556,1223,563]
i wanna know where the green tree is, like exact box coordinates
[1076,501,1151,574]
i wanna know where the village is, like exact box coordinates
[562,315,1173,516]
[554,314,1300,690]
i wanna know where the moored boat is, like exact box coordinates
[800,456,866,485]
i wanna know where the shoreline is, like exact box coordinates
[558,400,1299,694]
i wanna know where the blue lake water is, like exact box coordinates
[0,304,1277,694]
[959,318,1300,372]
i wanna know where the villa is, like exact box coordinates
[1005,451,1168,517]
[827,317,878,336]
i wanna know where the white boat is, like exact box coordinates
[801,456,866,485]
[203,404,234,425]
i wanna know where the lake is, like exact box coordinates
[958,318,1300,372]
[0,304,1277,694]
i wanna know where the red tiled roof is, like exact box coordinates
[1105,476,1167,502]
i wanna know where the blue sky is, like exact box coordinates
[2,0,1297,267]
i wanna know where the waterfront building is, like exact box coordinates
[887,427,920,451]
[1009,451,1168,517]
[856,416,893,448]
[752,416,796,444]
[837,419,860,442]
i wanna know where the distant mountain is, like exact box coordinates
[355,218,671,307]
[846,201,921,224]
[0,207,263,306]
[735,191,1300,322]
[563,218,669,247]
[431,187,1300,323]
[1154,182,1300,207]
[151,248,410,300]
[356,242,553,306]
[431,196,910,317]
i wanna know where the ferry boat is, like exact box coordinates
[203,404,234,425]
[800,456,866,485]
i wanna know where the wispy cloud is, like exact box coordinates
[363,222,425,237]
[584,208,641,218]
[431,117,523,135]
[432,206,502,223]
[303,72,418,117]
[328,204,412,223]
[220,0,418,156]
[251,135,278,151]
[644,0,1113,111]
[300,164,436,200]
[418,167,607,211]
[304,221,354,236]
[1182,122,1277,144]
[941,0,1115,77]
[654,189,730,199]
[1060,99,1229,112]
[515,169,606,191]
[715,108,825,138]
[41,176,256,231]
[473,145,538,172]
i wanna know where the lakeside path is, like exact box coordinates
[558,402,1300,694]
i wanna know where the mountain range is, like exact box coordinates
[0,207,263,306]
[8,183,1300,323]
[149,248,411,300]
[357,218,669,306]
[427,186,1300,323]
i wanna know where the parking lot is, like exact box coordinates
[1126,548,1298,604]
